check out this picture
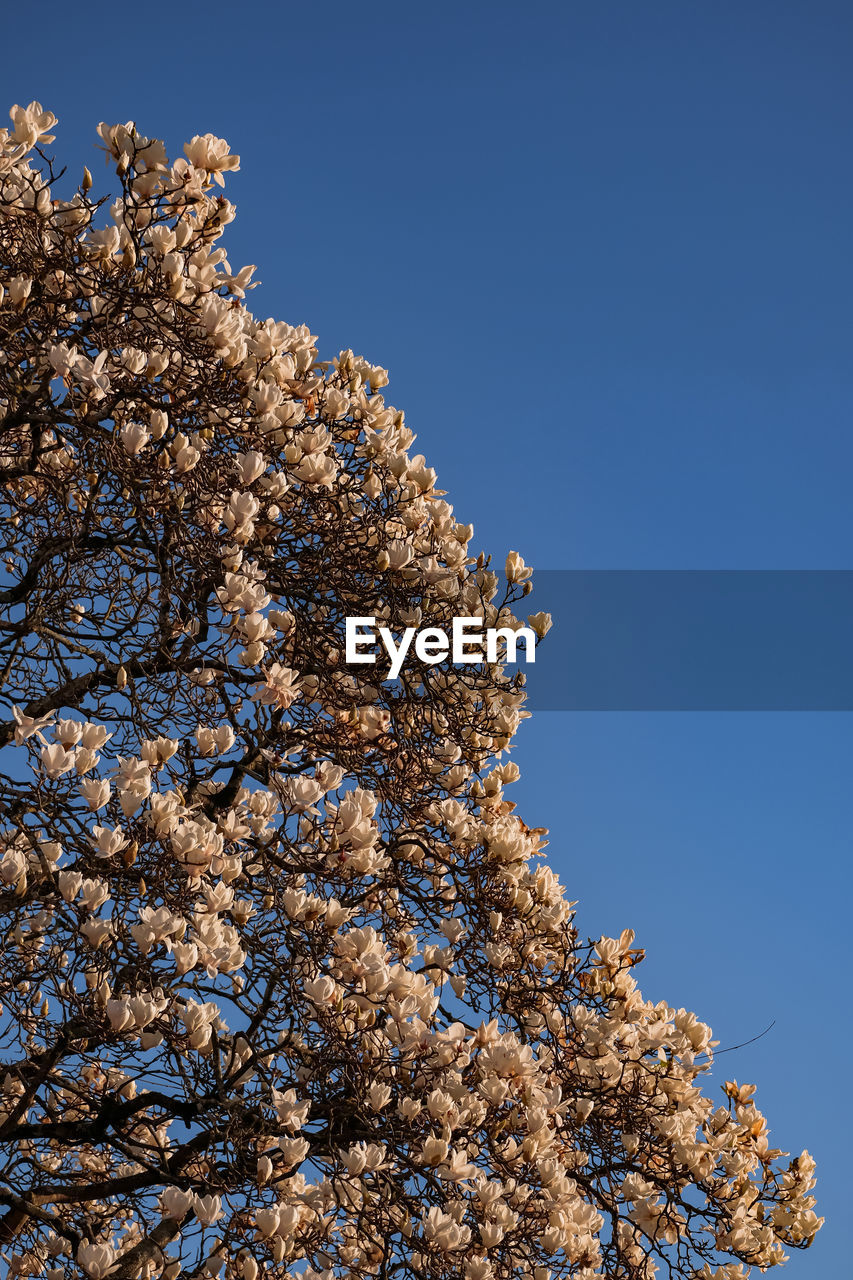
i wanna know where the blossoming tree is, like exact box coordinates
[0,103,821,1280]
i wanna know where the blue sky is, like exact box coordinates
[7,1,852,1273]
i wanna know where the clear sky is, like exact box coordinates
[6,1,852,1274]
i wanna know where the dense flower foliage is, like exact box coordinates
[0,103,821,1280]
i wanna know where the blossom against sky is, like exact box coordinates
[4,2,852,1275]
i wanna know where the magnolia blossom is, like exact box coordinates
[193,1193,225,1225]
[91,824,128,857]
[81,722,112,750]
[12,706,54,745]
[505,550,532,583]
[160,1186,195,1218]
[76,1242,115,1280]
[196,724,236,755]
[40,742,76,778]
[171,820,223,877]
[7,274,32,305]
[121,421,150,454]
[255,662,300,708]
[9,100,56,147]
[73,350,110,399]
[235,449,267,485]
[183,133,240,185]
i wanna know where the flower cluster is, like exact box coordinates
[0,104,821,1280]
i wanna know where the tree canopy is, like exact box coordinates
[0,103,821,1280]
